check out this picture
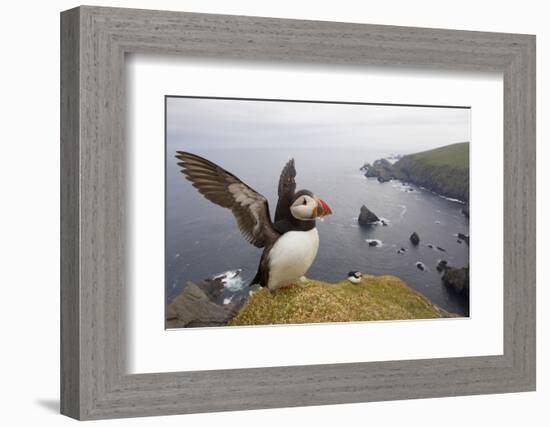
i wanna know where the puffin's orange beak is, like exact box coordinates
[316,198,333,217]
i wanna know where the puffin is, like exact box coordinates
[175,152,332,291]
[347,271,363,284]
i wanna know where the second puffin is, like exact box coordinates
[176,152,332,291]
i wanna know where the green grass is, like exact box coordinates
[406,142,469,169]
[393,142,469,201]
[229,275,456,326]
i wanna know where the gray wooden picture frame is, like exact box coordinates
[60,5,536,420]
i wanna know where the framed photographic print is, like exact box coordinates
[164,96,471,330]
[61,6,536,420]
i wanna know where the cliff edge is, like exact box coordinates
[229,275,456,326]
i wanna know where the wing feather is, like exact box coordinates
[274,158,297,223]
[175,151,280,248]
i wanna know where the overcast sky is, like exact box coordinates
[167,97,470,155]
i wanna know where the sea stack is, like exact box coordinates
[410,232,420,246]
[358,205,380,225]
[442,266,470,296]
[436,259,448,272]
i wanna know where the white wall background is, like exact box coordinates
[0,0,546,425]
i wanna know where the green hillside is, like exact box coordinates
[393,142,469,202]
[404,142,469,169]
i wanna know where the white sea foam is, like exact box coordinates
[415,261,427,271]
[367,218,390,227]
[213,269,246,291]
[398,204,407,220]
[417,185,465,203]
[391,182,413,192]
[439,195,465,204]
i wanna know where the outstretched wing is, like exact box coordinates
[274,158,296,223]
[175,151,280,248]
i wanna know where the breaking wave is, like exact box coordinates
[213,269,246,291]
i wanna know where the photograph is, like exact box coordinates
[165,96,471,329]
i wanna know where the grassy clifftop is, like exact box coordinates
[229,275,454,326]
[404,142,469,169]
[393,142,469,202]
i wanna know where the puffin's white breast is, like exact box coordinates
[267,228,319,291]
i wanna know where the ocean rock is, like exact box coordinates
[397,247,406,254]
[368,240,379,247]
[436,246,446,252]
[416,262,426,271]
[196,277,225,300]
[410,232,420,246]
[166,281,244,328]
[363,158,395,182]
[436,260,448,272]
[442,266,469,296]
[457,233,470,245]
[358,205,380,225]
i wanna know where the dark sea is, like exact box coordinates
[166,146,470,316]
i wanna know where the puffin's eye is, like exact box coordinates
[302,198,307,205]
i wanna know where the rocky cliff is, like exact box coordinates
[166,274,459,328]
[362,142,470,204]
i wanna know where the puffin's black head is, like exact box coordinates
[289,190,332,221]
